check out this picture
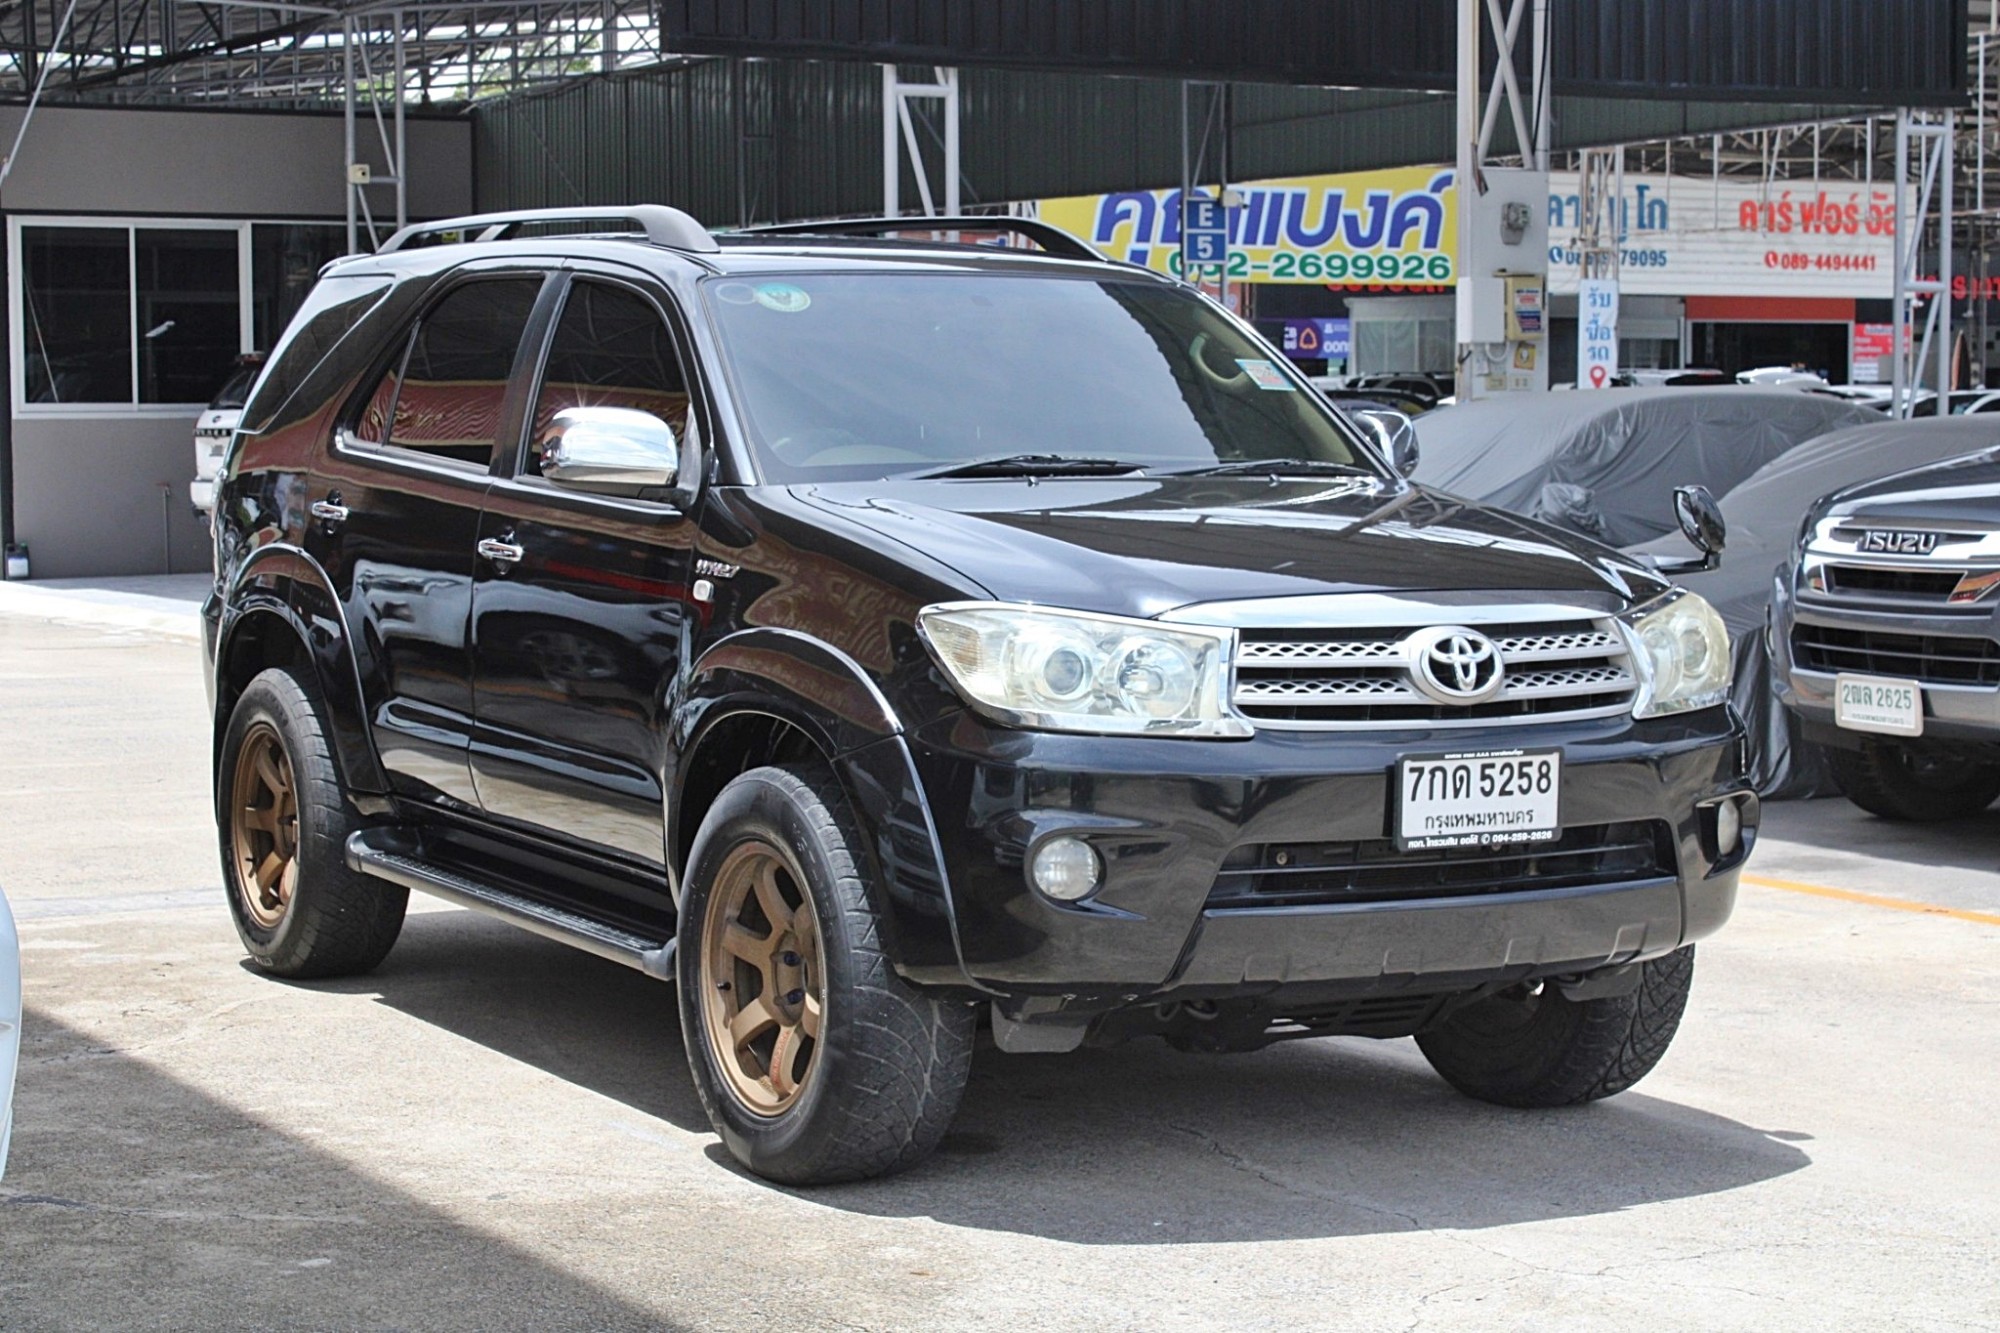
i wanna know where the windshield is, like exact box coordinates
[701,273,1375,483]
[209,364,261,411]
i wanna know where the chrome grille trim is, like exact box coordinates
[1230,612,1636,729]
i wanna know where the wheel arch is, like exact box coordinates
[214,544,387,803]
[670,629,977,991]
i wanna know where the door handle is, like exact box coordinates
[310,497,348,525]
[477,537,525,567]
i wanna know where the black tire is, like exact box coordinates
[677,764,974,1185]
[1825,739,2000,821]
[1416,946,1696,1108]
[217,667,406,978]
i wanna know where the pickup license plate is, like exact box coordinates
[1835,673,1923,736]
[1396,749,1561,851]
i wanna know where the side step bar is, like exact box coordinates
[345,829,676,981]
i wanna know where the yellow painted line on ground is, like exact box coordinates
[1743,873,2000,928]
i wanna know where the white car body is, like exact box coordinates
[1,885,18,1178]
[190,406,242,514]
[1736,365,1830,389]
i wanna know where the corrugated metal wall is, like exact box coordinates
[472,59,1882,221]
[659,0,1966,104]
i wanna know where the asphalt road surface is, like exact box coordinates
[0,592,1994,1331]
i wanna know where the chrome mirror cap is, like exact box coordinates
[541,406,679,493]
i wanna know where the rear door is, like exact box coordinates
[468,268,702,880]
[305,268,553,810]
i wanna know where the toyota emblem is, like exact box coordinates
[1404,626,1506,705]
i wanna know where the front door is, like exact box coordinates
[469,272,701,882]
[306,272,549,810]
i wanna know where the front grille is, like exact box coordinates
[1205,820,1676,911]
[1233,619,1636,727]
[1822,565,1966,601]
[1791,623,2000,686]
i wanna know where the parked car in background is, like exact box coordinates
[1738,366,1831,390]
[1312,382,1437,417]
[1,884,17,1179]
[1412,387,1879,546]
[1630,416,1999,796]
[1773,438,2000,819]
[190,354,264,515]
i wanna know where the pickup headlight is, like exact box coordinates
[1622,590,1731,718]
[917,602,1251,738]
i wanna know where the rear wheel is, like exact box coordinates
[1825,739,2000,821]
[218,668,406,978]
[1417,947,1695,1108]
[677,764,974,1185]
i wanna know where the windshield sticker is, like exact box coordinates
[712,282,760,305]
[754,283,813,313]
[1236,358,1295,391]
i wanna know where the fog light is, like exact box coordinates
[1716,799,1742,858]
[1030,836,1102,901]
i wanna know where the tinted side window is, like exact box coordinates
[353,278,540,468]
[526,281,688,477]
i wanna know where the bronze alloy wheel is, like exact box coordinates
[230,720,300,930]
[700,838,826,1116]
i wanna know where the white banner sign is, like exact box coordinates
[1547,172,1895,299]
[1578,279,1620,388]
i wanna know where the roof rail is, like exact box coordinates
[377,205,719,255]
[733,216,1104,263]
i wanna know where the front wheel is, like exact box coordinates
[677,764,974,1185]
[1825,739,2000,821]
[1416,946,1695,1108]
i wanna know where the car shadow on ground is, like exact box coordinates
[330,910,1811,1246]
[1761,796,2000,880]
[0,1006,689,1331]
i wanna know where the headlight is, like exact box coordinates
[1621,590,1731,718]
[917,602,1250,737]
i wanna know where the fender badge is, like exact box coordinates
[694,557,740,580]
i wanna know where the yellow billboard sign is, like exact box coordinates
[1038,166,1457,286]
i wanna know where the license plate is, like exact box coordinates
[1835,673,1923,736]
[1396,749,1561,851]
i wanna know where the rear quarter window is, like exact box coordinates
[239,273,395,434]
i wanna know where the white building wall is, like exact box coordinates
[1,105,473,579]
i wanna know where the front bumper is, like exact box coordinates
[1774,589,2000,745]
[903,707,1755,1011]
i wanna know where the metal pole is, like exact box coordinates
[942,67,959,216]
[881,64,898,216]
[1941,109,1956,397]
[1531,0,1550,170]
[344,17,357,254]
[1454,0,1479,400]
[1893,110,1909,417]
[393,11,406,232]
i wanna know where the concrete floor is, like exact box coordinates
[0,607,1995,1331]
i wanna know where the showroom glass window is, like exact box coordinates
[17,219,354,411]
[21,228,133,404]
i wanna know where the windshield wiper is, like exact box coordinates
[911,453,1147,480]
[1167,458,1377,478]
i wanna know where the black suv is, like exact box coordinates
[205,207,1756,1185]
[1774,447,2000,818]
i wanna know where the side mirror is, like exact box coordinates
[1647,484,1727,576]
[1353,408,1420,477]
[540,406,679,495]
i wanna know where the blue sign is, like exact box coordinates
[1280,318,1351,360]
[1182,195,1229,267]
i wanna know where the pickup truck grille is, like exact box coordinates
[1206,820,1676,910]
[1232,618,1635,727]
[1791,623,2000,686]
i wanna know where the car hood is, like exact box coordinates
[1823,446,2000,525]
[789,476,1665,619]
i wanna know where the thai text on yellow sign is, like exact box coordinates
[1037,166,1458,286]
